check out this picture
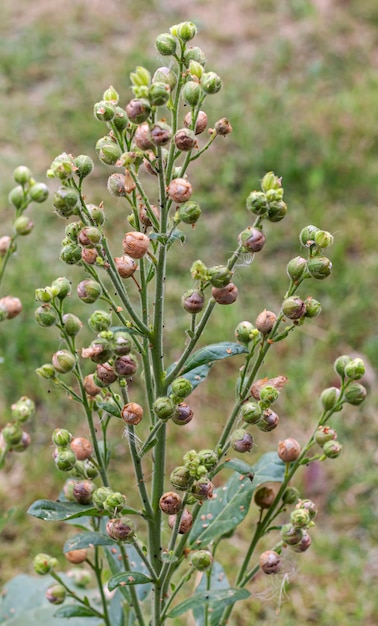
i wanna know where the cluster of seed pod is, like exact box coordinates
[0,396,35,466]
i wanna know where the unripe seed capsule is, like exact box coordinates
[168,509,193,534]
[191,550,213,571]
[267,200,287,222]
[281,523,304,546]
[282,486,300,505]
[33,553,58,575]
[240,402,262,424]
[287,256,308,281]
[259,385,279,405]
[239,227,266,253]
[52,428,72,447]
[182,81,202,106]
[154,396,176,420]
[94,100,115,122]
[55,448,77,471]
[88,310,112,333]
[46,584,66,605]
[171,377,193,398]
[304,296,322,318]
[107,173,127,197]
[51,276,71,299]
[92,487,114,510]
[198,449,218,470]
[290,508,310,528]
[14,215,33,236]
[208,265,233,288]
[282,296,306,320]
[320,386,341,410]
[259,550,281,575]
[11,433,31,453]
[122,402,143,425]
[201,71,222,94]
[122,231,149,259]
[246,190,268,216]
[299,224,320,247]
[149,81,170,106]
[77,279,102,303]
[52,350,76,373]
[104,492,127,515]
[344,382,367,405]
[35,304,56,327]
[60,243,82,265]
[235,321,256,345]
[167,178,192,203]
[170,466,192,491]
[315,425,337,447]
[211,282,238,305]
[230,429,254,453]
[63,313,83,336]
[74,154,94,179]
[8,185,24,209]
[344,357,365,380]
[159,491,182,515]
[30,182,49,203]
[155,33,177,56]
[2,422,23,446]
[255,309,276,334]
[191,478,214,500]
[323,440,343,458]
[278,438,301,462]
[177,21,197,42]
[126,98,151,124]
[307,256,332,280]
[257,408,279,432]
[11,396,35,423]
[153,66,177,89]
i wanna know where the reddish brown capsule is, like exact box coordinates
[182,289,205,314]
[159,491,182,515]
[139,204,160,227]
[114,255,138,278]
[70,437,93,461]
[73,479,96,504]
[106,517,135,542]
[259,550,281,575]
[255,310,277,334]
[65,549,88,564]
[184,110,208,135]
[174,128,198,151]
[121,402,143,425]
[257,408,279,432]
[171,403,193,426]
[83,374,102,397]
[114,355,137,378]
[0,296,22,319]
[150,121,172,146]
[167,178,192,203]
[122,232,150,259]
[168,509,193,534]
[239,227,266,252]
[278,438,301,462]
[254,485,276,509]
[134,122,153,150]
[81,248,98,264]
[212,282,238,305]
[95,362,117,386]
[214,117,233,136]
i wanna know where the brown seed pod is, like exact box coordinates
[167,178,192,203]
[150,121,172,146]
[122,231,150,259]
[83,374,102,396]
[171,402,194,426]
[278,438,301,462]
[159,491,182,515]
[214,117,233,136]
[124,169,137,194]
[114,354,137,378]
[134,122,153,150]
[182,289,205,314]
[139,204,160,227]
[255,309,277,334]
[65,549,88,564]
[106,517,134,542]
[70,437,93,461]
[250,376,288,400]
[257,408,279,432]
[121,402,143,425]
[292,531,312,553]
[174,128,198,151]
[0,296,22,319]
[168,509,193,534]
[254,485,276,509]
[259,550,281,575]
[81,248,98,264]
[96,362,117,386]
[73,479,95,504]
[184,110,208,135]
[114,255,138,278]
[211,283,238,305]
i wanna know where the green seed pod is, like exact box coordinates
[13,215,33,236]
[8,185,24,209]
[246,190,268,216]
[155,33,177,56]
[254,486,275,509]
[201,71,222,94]
[281,523,304,546]
[315,425,337,447]
[191,478,214,500]
[320,386,341,410]
[171,377,193,399]
[259,385,280,405]
[35,304,57,327]
[149,82,170,106]
[51,276,71,299]
[53,187,80,218]
[176,200,201,225]
[159,491,182,515]
[62,313,83,336]
[112,331,132,356]
[126,98,151,124]
[177,21,197,42]
[191,550,213,571]
[307,256,332,280]
[184,45,207,66]
[299,224,320,247]
[33,553,58,576]
[97,140,122,166]
[73,154,94,179]
[29,182,49,203]
[153,66,177,90]
[198,449,218,470]
[93,487,114,510]
[188,60,204,80]
[52,428,73,446]
[277,438,301,463]
[257,408,279,432]
[230,429,254,453]
[55,448,77,471]
[235,321,256,345]
[290,508,310,528]
[35,287,54,303]
[103,491,127,515]
[52,349,76,373]
[60,243,82,265]
[171,402,193,425]
[296,499,318,520]
[212,282,238,305]
[2,422,23,446]
[112,106,128,131]
[106,517,135,542]
[208,265,233,288]
[314,229,334,249]
[46,584,66,605]
[88,310,112,333]
[48,153,76,180]
[267,200,288,222]
[282,296,307,320]
[240,401,262,424]
[36,363,56,380]
[304,296,322,318]
[182,288,205,314]
[282,486,300,505]
[82,337,113,364]
[73,479,96,504]
[182,80,202,106]
[11,396,35,423]
[323,441,343,459]
[77,279,102,304]
[93,100,115,122]
[170,465,192,491]
[154,396,177,421]
[344,357,365,380]
[13,165,32,185]
[344,382,367,405]
[238,227,266,253]
[287,256,308,281]
[334,355,352,378]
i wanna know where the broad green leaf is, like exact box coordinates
[108,571,152,591]
[104,545,152,602]
[167,364,212,395]
[28,500,99,522]
[179,342,248,375]
[166,587,250,619]
[193,561,231,626]
[54,605,99,618]
[96,401,121,418]
[251,451,286,487]
[216,457,255,477]
[64,531,115,552]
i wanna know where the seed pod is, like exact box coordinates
[278,438,301,462]
[177,200,201,225]
[122,231,149,259]
[287,256,308,281]
[184,110,208,135]
[212,282,238,305]
[255,310,276,334]
[73,479,96,504]
[71,437,93,461]
[0,236,12,257]
[150,121,172,146]
[208,265,233,288]
[0,296,22,320]
[2,422,23,446]
[281,523,304,546]
[182,289,205,314]
[60,243,82,265]
[296,498,318,520]
[182,80,202,106]
[55,448,77,472]
[235,321,256,345]
[170,466,192,491]
[122,402,143,425]
[107,173,127,197]
[114,354,138,378]
[201,71,222,94]
[14,215,33,236]
[32,182,49,203]
[231,429,254,453]
[320,386,341,410]
[171,377,193,399]
[88,310,112,333]
[214,117,233,136]
[126,98,151,124]
[52,428,72,447]
[254,486,276,509]
[282,296,306,320]
[82,337,113,364]
[323,440,343,458]
[191,478,214,500]
[240,402,262,425]
[35,304,56,327]
[267,200,287,222]
[63,313,83,336]
[167,178,192,203]
[282,487,300,505]
[155,33,177,56]
[95,362,117,387]
[292,530,312,552]
[198,449,217,470]
[65,549,88,564]
[154,396,176,420]
[33,553,58,575]
[83,374,102,397]
[92,487,114,510]
[104,492,127,515]
[259,385,279,405]
[344,382,367,405]
[315,425,337,447]
[134,122,153,150]
[239,227,266,253]
[106,517,135,542]
[168,508,193,534]
[257,408,279,432]
[52,349,76,373]
[46,584,66,605]
[191,550,213,571]
[159,491,182,515]
[259,550,281,575]
[94,100,115,122]
[149,81,170,106]
[139,204,160,227]
[171,402,193,426]
[246,190,268,216]
[77,279,102,304]
[174,128,197,151]
[307,256,332,280]
[290,508,310,528]
[114,255,138,279]
[74,154,94,179]
[304,296,322,318]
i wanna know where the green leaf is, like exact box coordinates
[166,588,250,619]
[64,532,115,552]
[27,500,99,522]
[104,545,152,602]
[179,342,248,375]
[167,364,212,395]
[251,451,286,486]
[193,561,230,626]
[108,571,152,591]
[95,401,121,418]
[217,457,255,477]
[54,605,99,618]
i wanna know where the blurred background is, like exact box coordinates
[1,0,378,624]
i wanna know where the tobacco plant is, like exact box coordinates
[0,21,367,626]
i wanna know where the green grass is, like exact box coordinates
[0,1,377,623]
